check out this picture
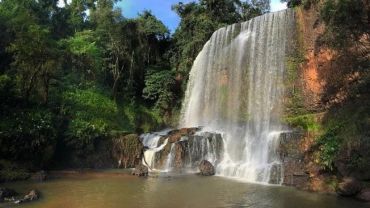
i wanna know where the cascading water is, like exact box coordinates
[141,129,172,170]
[180,9,295,184]
[163,144,176,172]
[187,132,223,168]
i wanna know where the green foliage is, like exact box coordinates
[121,102,164,133]
[281,0,319,9]
[315,124,343,171]
[0,74,16,104]
[143,69,176,112]
[63,30,100,57]
[137,10,170,38]
[0,108,57,168]
[61,87,164,152]
[0,160,31,182]
[320,0,368,48]
[62,88,118,152]
[281,0,302,8]
[349,150,369,171]
[285,114,321,132]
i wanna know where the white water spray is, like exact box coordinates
[180,10,295,184]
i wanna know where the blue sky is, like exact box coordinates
[117,0,287,33]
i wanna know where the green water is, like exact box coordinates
[0,171,368,208]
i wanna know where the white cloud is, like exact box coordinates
[270,0,287,12]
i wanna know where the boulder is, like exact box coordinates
[24,190,39,201]
[131,164,148,177]
[14,190,39,204]
[356,188,370,202]
[336,177,362,196]
[0,188,17,202]
[199,160,215,176]
[30,170,47,182]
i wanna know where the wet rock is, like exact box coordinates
[113,134,144,168]
[199,160,215,176]
[154,131,223,170]
[0,188,18,202]
[14,190,39,204]
[173,141,188,170]
[278,132,309,188]
[268,164,283,184]
[356,188,370,202]
[336,177,362,196]
[167,127,200,143]
[30,170,47,182]
[187,133,224,167]
[131,164,148,177]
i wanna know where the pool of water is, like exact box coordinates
[0,170,368,208]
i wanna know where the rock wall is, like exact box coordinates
[279,132,309,188]
[112,134,143,168]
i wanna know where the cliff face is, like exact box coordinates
[281,4,370,193]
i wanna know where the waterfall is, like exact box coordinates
[180,9,295,184]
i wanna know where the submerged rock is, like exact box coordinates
[199,160,215,176]
[132,164,149,177]
[356,188,370,202]
[336,177,362,196]
[0,188,18,202]
[24,190,39,201]
[14,189,40,204]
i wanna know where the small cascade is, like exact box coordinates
[140,129,172,170]
[143,139,168,169]
[141,128,172,148]
[163,144,176,172]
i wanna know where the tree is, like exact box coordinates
[280,0,302,8]
[62,30,102,80]
[90,0,126,99]
[143,69,176,115]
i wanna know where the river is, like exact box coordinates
[0,170,368,208]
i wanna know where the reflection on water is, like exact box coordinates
[0,171,368,208]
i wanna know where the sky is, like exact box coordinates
[57,0,287,33]
[117,0,287,33]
